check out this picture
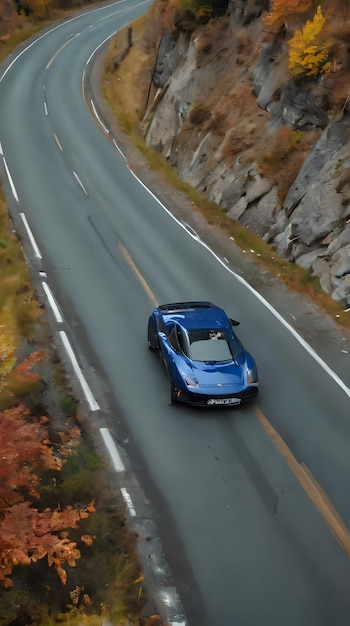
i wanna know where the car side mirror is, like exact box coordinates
[230,318,240,327]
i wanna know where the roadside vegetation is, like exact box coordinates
[0,187,156,624]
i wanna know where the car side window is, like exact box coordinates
[177,327,190,356]
[168,324,180,352]
[168,324,189,356]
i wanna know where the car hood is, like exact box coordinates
[191,360,244,388]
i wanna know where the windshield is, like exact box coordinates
[188,328,236,362]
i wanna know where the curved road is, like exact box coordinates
[1,2,350,624]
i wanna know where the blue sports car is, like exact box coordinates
[147,301,258,407]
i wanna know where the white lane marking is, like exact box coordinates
[54,133,63,152]
[100,427,125,472]
[127,168,350,400]
[120,487,136,516]
[112,138,127,160]
[158,588,187,624]
[42,281,63,323]
[0,1,132,82]
[3,157,19,202]
[0,142,3,156]
[59,330,100,411]
[73,170,88,195]
[44,101,48,116]
[20,212,42,258]
[90,97,109,134]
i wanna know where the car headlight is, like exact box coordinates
[247,368,258,384]
[183,374,199,388]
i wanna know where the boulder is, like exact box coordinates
[326,223,350,256]
[228,196,248,220]
[252,44,283,109]
[331,274,350,304]
[271,84,328,131]
[292,175,344,247]
[273,222,295,259]
[263,207,287,242]
[330,245,350,278]
[296,248,327,270]
[240,185,278,236]
[153,31,181,88]
[283,116,350,216]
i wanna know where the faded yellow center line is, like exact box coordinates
[116,242,350,554]
[255,405,350,558]
[46,35,75,70]
[117,241,157,306]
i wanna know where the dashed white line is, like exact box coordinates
[100,427,125,472]
[59,330,100,411]
[120,487,136,516]
[20,213,42,258]
[3,157,19,202]
[54,133,63,152]
[44,101,48,116]
[42,281,63,323]
[72,170,88,195]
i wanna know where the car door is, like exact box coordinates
[159,322,184,386]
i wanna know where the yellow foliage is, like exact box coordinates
[196,5,212,21]
[0,325,16,378]
[289,6,333,77]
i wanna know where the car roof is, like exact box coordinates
[158,301,230,330]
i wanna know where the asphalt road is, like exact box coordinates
[1,2,350,624]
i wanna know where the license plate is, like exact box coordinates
[207,398,241,406]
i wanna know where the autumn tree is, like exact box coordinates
[17,0,49,18]
[176,0,228,21]
[289,6,332,77]
[0,348,43,409]
[263,0,314,35]
[0,0,18,40]
[0,401,95,588]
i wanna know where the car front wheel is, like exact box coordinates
[170,385,180,405]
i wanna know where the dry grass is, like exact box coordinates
[0,188,41,339]
[256,127,321,202]
[102,5,162,126]
[0,22,38,63]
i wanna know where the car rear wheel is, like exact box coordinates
[147,320,158,351]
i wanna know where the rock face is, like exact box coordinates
[137,0,350,307]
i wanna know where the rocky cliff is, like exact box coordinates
[110,0,350,307]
